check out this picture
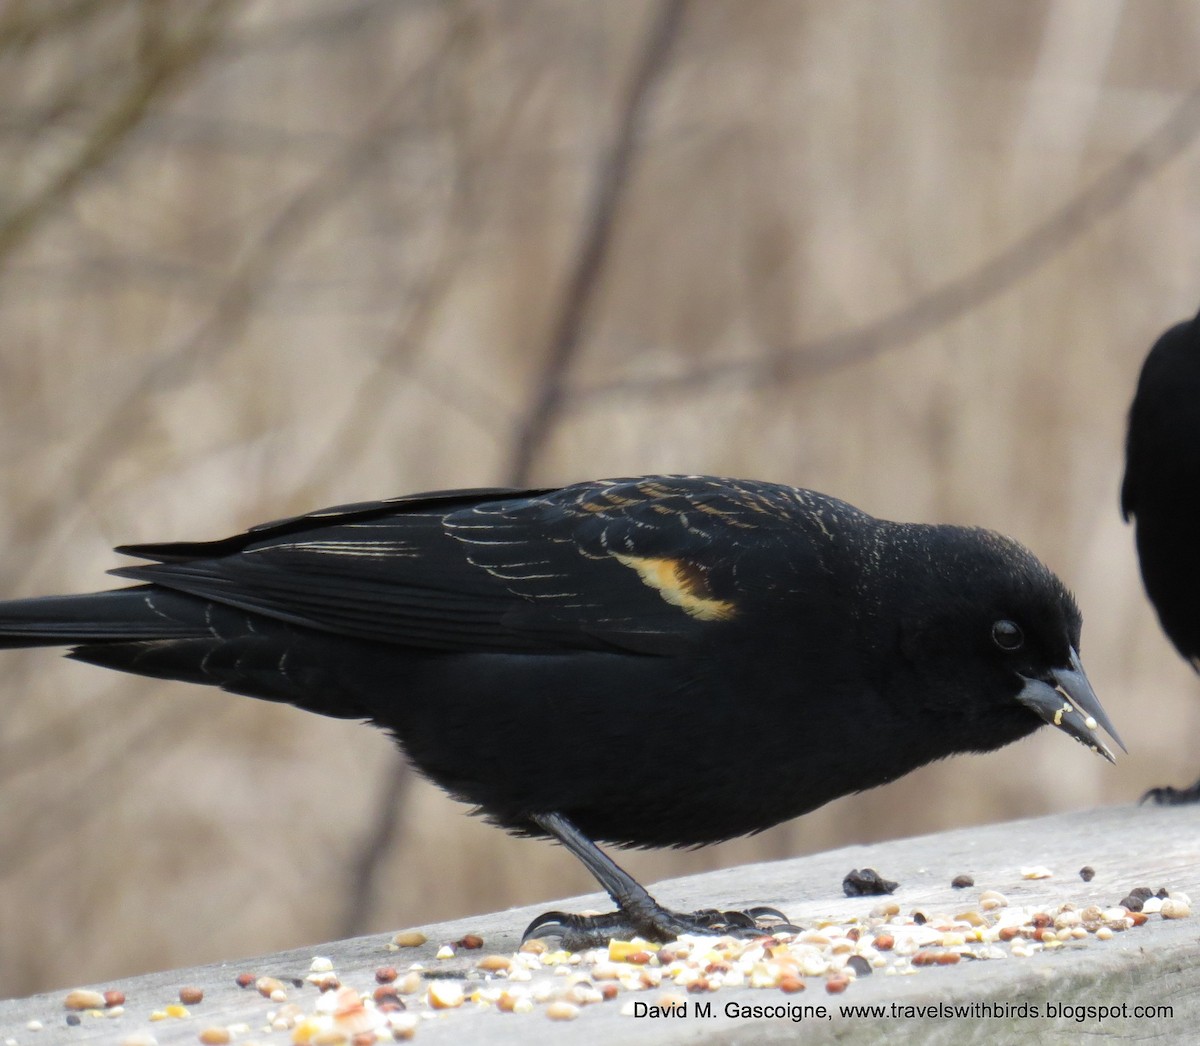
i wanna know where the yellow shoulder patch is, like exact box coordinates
[612,553,736,621]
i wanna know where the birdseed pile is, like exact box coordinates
[22,882,1191,1045]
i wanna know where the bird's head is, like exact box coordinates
[882,525,1124,762]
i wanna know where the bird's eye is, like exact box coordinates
[992,619,1024,651]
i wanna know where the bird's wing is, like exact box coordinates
[111,476,841,655]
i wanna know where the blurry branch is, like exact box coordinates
[223,0,405,55]
[0,0,110,55]
[10,13,467,551]
[295,44,552,499]
[337,760,411,937]
[566,85,1200,405]
[0,0,237,267]
[507,0,690,485]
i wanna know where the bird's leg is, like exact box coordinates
[521,811,798,950]
[1141,777,1200,806]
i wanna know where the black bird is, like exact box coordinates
[0,475,1121,947]
[1123,305,1200,804]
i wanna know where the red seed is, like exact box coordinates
[373,985,400,1005]
[935,952,960,965]
[179,986,204,1005]
[1130,912,1149,927]
[825,976,849,994]
[625,951,652,965]
[1032,913,1052,928]
[457,934,484,950]
[874,934,894,951]
[779,975,806,993]
[686,978,711,994]
[998,927,1020,942]
[103,990,125,1008]
[375,967,398,984]
[235,972,255,989]
[600,983,619,1001]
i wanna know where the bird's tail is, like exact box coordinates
[0,587,207,648]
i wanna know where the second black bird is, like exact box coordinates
[1123,304,1200,803]
[0,476,1122,945]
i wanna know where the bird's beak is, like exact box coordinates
[1017,648,1125,764]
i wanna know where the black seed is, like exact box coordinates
[842,868,898,897]
[846,955,872,977]
[1119,894,1144,912]
[951,874,974,889]
[1079,866,1094,882]
[1156,887,1170,899]
[912,912,927,926]
[66,1014,81,1026]
[1130,887,1154,901]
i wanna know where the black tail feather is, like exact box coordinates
[0,587,209,648]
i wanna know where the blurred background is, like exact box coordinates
[2,0,1199,998]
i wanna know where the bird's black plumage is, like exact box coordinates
[0,475,1120,944]
[1123,306,1200,804]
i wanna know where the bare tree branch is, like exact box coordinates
[565,84,1200,406]
[0,0,111,55]
[0,0,237,266]
[506,0,690,485]
[337,756,411,937]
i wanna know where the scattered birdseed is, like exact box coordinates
[179,986,204,1005]
[457,933,484,950]
[255,976,286,999]
[1162,898,1192,919]
[951,874,974,889]
[25,1021,42,1032]
[428,981,464,1009]
[478,954,512,972]
[104,990,126,1008]
[394,931,428,948]
[65,1015,81,1027]
[842,868,899,896]
[1020,866,1054,879]
[546,1000,581,1020]
[235,972,256,988]
[64,989,106,1010]
[1080,866,1095,882]
[435,944,456,960]
[74,885,1186,1038]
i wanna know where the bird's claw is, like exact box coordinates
[1140,780,1200,806]
[522,903,799,950]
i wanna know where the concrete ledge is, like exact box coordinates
[2,803,1198,1043]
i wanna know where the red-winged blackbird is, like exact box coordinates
[1123,306,1200,804]
[0,475,1121,946]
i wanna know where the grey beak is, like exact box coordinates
[1017,648,1125,764]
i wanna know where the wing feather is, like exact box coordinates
[111,477,850,654]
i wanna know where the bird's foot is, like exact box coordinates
[1140,778,1200,806]
[523,903,798,951]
